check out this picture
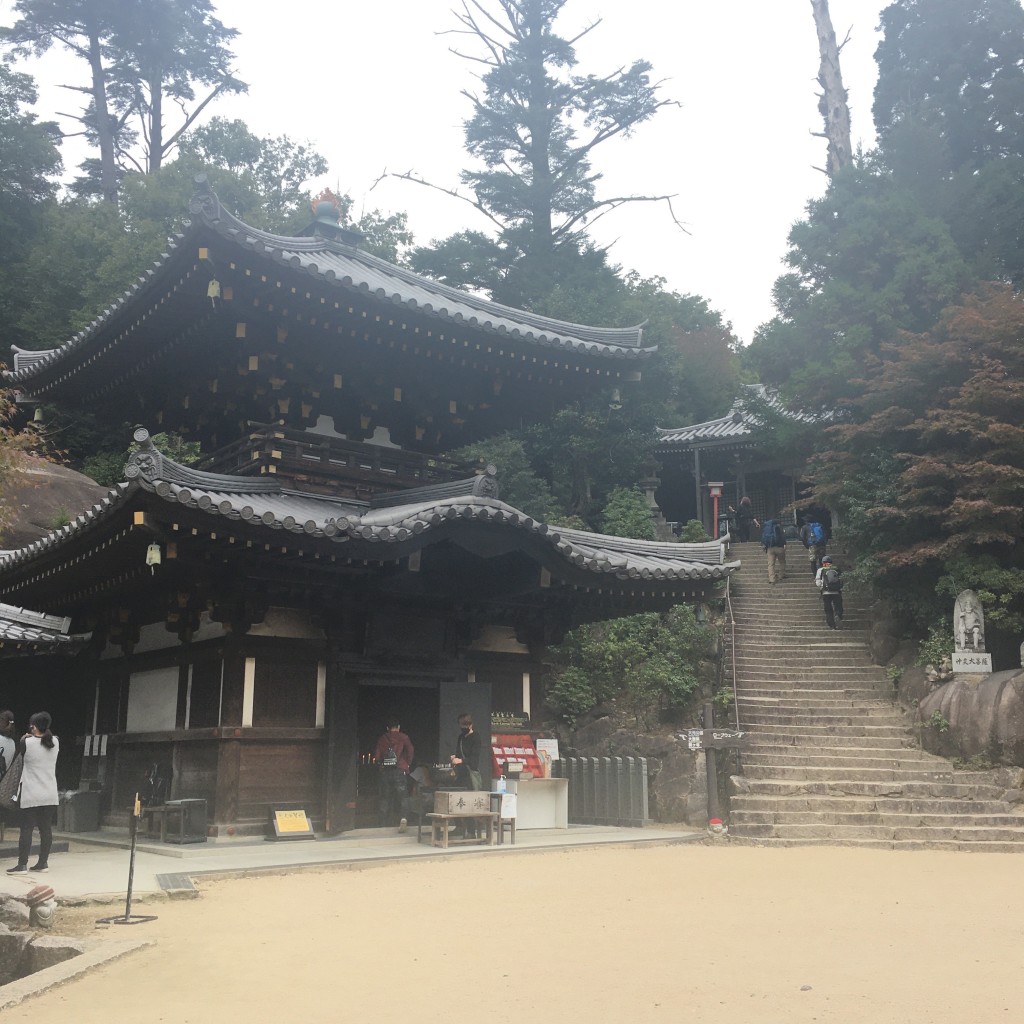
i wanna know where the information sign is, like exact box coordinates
[952,651,993,673]
[268,806,315,840]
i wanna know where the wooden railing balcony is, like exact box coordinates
[198,423,470,500]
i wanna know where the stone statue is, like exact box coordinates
[954,590,986,653]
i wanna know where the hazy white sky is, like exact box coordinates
[6,0,890,342]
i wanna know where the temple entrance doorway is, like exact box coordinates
[355,682,440,827]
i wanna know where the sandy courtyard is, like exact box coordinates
[4,842,1021,1023]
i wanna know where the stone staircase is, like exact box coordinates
[723,541,1024,850]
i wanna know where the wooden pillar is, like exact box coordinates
[215,738,241,826]
[324,652,358,833]
[693,447,707,530]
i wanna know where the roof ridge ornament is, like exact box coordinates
[188,174,221,222]
[123,427,281,492]
[304,188,364,247]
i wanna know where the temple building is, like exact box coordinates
[656,384,825,536]
[0,178,737,834]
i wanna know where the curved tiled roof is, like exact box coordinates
[4,178,651,390]
[0,431,738,588]
[188,179,648,356]
[658,384,821,448]
[0,602,92,656]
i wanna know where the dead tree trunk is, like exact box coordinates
[810,0,853,177]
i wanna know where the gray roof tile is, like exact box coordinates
[0,602,92,656]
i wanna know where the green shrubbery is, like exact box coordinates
[545,606,719,729]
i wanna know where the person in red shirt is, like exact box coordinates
[374,720,414,831]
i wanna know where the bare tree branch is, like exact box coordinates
[389,170,507,231]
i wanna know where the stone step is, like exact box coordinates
[732,778,1009,799]
[733,660,881,672]
[725,836,1024,852]
[728,822,1024,843]
[723,556,1023,851]
[738,711,906,727]
[728,794,1020,815]
[730,808,1024,828]
[743,736,918,751]
[740,724,912,738]
[732,652,881,665]
[737,698,893,711]
[738,695,898,709]
[740,765,956,783]
[741,753,942,771]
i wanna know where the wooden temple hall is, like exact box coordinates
[0,177,737,835]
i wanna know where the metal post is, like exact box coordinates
[96,792,157,925]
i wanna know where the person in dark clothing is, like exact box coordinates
[815,555,845,630]
[450,712,483,838]
[731,495,759,543]
[451,712,481,790]
[373,720,414,831]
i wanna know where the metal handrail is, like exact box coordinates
[724,573,742,775]
[725,575,740,731]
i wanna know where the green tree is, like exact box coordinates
[105,0,245,175]
[546,607,716,728]
[0,64,62,354]
[450,433,564,522]
[408,0,676,308]
[810,285,1024,635]
[2,0,244,200]
[599,486,655,541]
[746,159,971,407]
[873,0,1024,175]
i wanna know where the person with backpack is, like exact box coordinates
[373,719,414,831]
[761,515,787,583]
[799,519,827,576]
[815,555,845,629]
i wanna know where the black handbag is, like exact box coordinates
[0,753,24,811]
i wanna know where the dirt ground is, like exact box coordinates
[5,842,1022,1023]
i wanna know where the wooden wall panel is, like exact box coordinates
[237,742,324,821]
[252,655,318,727]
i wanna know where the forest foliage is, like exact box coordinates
[746,0,1024,652]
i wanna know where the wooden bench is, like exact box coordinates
[138,799,207,844]
[422,811,498,848]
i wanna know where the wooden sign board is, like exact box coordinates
[268,806,315,841]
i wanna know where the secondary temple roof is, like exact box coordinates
[657,384,820,451]
[0,430,738,618]
[0,602,92,658]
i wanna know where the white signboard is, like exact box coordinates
[535,738,560,762]
[952,651,992,674]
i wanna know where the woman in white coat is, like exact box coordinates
[6,712,59,874]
